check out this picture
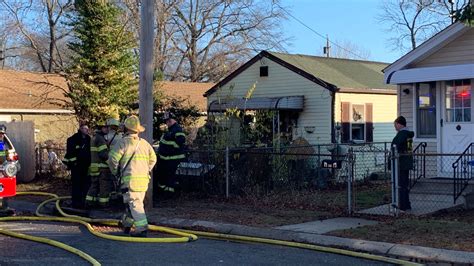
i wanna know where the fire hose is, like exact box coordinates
[0,192,422,266]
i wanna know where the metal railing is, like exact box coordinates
[452,143,474,203]
[409,142,427,190]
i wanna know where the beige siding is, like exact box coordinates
[413,27,474,67]
[208,59,333,145]
[335,92,397,142]
[398,84,414,130]
[9,114,77,144]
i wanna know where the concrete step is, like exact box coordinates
[410,178,474,195]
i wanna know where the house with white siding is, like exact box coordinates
[383,22,474,208]
[204,51,397,147]
[384,22,474,161]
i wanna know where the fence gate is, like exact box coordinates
[4,121,36,182]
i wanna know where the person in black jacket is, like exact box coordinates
[391,116,414,211]
[63,123,91,209]
[155,112,186,199]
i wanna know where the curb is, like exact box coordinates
[151,217,474,264]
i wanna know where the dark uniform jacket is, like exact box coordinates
[158,123,186,160]
[391,128,415,170]
[63,131,91,169]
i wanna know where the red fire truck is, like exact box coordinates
[0,127,21,213]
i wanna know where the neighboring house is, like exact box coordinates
[384,22,474,163]
[158,81,214,113]
[0,69,76,143]
[205,50,397,146]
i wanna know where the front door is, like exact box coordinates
[441,80,474,175]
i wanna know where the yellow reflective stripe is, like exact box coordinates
[90,162,108,167]
[175,132,185,137]
[75,145,80,149]
[90,147,98,152]
[160,139,179,148]
[98,197,109,203]
[109,150,121,160]
[120,154,150,161]
[121,175,150,182]
[65,157,77,162]
[134,219,148,227]
[86,196,97,201]
[0,151,5,156]
[159,154,185,160]
[90,172,100,176]
[96,144,108,152]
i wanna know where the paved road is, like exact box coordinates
[0,221,392,266]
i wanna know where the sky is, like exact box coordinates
[281,0,405,63]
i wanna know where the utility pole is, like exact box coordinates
[139,0,155,208]
[323,35,330,58]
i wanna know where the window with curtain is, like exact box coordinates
[416,82,436,138]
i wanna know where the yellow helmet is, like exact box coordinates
[124,115,145,133]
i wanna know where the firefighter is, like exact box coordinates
[63,123,91,209]
[156,111,186,199]
[108,115,157,237]
[86,120,113,208]
[0,125,9,164]
[106,117,122,148]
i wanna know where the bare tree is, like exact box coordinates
[0,0,73,72]
[377,0,469,52]
[120,0,288,82]
[331,39,372,60]
[170,0,288,82]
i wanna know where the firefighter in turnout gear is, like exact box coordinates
[108,115,157,237]
[62,123,91,209]
[105,117,122,148]
[155,111,186,198]
[86,120,113,208]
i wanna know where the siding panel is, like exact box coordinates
[414,27,474,67]
[208,59,333,145]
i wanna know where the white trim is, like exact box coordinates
[436,81,442,154]
[0,109,74,114]
[384,22,468,75]
[387,64,474,84]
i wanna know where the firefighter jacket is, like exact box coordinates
[90,131,109,176]
[62,131,91,169]
[106,130,122,149]
[158,123,186,161]
[108,133,157,192]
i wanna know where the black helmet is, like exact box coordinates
[0,124,6,134]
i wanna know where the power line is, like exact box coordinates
[275,3,367,60]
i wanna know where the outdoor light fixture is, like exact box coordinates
[403,88,410,95]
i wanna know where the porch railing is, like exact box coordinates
[409,142,427,190]
[452,143,474,204]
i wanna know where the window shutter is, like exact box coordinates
[341,102,350,143]
[365,103,373,142]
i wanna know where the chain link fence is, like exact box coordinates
[179,142,474,217]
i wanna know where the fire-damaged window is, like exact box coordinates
[341,102,373,143]
[240,110,299,146]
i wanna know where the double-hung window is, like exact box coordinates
[416,82,436,138]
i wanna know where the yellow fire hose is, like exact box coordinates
[0,192,422,266]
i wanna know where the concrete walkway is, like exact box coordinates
[275,218,378,234]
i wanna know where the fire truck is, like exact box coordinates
[0,126,21,213]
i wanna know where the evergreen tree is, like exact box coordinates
[66,0,137,124]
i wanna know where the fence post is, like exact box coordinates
[347,148,353,215]
[391,145,399,216]
[384,142,387,181]
[225,146,229,198]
